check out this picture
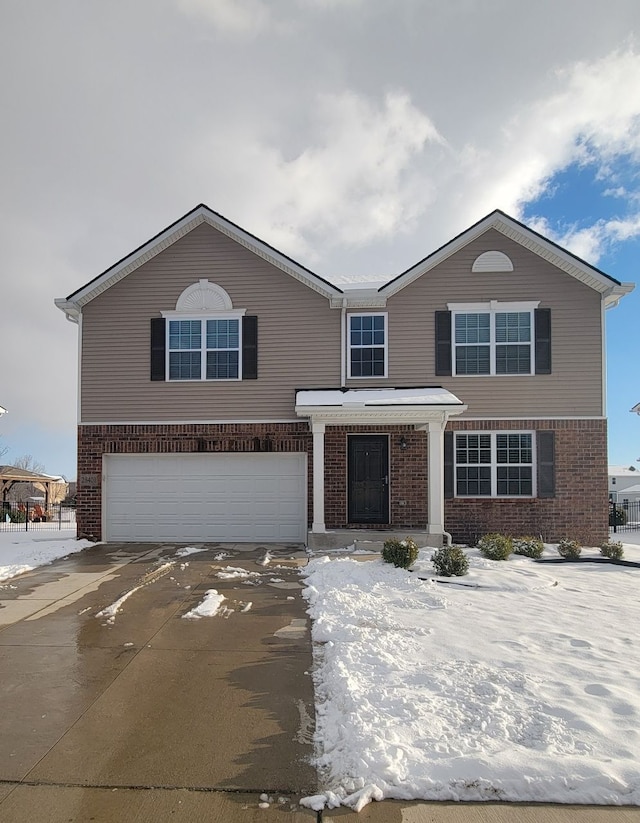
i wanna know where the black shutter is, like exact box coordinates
[435,311,452,376]
[444,430,454,499]
[537,430,555,498]
[535,308,551,374]
[242,316,258,380]
[150,317,166,381]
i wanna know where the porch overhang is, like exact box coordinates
[294,387,466,426]
[295,387,467,547]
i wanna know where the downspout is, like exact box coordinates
[340,297,347,387]
[601,295,607,418]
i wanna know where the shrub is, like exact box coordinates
[10,510,26,523]
[512,536,545,559]
[609,505,627,526]
[382,537,419,570]
[557,538,581,559]
[477,533,513,561]
[600,540,624,560]
[431,545,469,577]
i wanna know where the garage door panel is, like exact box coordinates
[104,454,306,543]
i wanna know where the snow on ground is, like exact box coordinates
[0,529,95,582]
[182,589,225,619]
[302,539,640,811]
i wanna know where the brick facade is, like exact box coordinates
[445,419,609,546]
[77,422,312,540]
[78,418,608,546]
[324,425,427,530]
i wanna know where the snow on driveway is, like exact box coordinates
[0,529,94,582]
[301,541,640,811]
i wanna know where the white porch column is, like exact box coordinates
[427,419,445,535]
[311,421,326,533]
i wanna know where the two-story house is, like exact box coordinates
[56,205,633,547]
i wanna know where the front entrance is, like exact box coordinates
[347,435,389,524]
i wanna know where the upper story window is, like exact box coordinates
[455,432,534,497]
[348,313,387,378]
[151,279,258,383]
[449,301,539,376]
[168,317,240,381]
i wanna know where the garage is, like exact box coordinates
[103,453,307,542]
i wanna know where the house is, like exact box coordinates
[55,205,634,547]
[608,465,640,503]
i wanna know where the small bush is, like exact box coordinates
[600,540,624,560]
[609,505,627,526]
[512,536,545,559]
[382,537,419,570]
[557,538,581,559]
[477,533,513,561]
[431,545,469,577]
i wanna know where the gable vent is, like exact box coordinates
[472,251,514,272]
[175,279,233,312]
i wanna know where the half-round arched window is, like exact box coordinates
[175,279,233,312]
[472,251,514,272]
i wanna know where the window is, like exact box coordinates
[168,317,240,381]
[348,314,387,378]
[455,432,534,497]
[450,301,538,375]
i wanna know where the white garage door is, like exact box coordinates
[103,453,307,543]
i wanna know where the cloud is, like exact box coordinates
[526,213,640,264]
[187,90,445,261]
[177,0,272,36]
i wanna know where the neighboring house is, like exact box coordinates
[608,465,640,502]
[56,205,634,546]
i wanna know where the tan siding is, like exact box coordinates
[346,229,603,417]
[81,222,341,422]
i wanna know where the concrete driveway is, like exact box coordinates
[1,541,640,822]
[0,541,318,821]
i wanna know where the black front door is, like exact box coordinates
[348,435,389,524]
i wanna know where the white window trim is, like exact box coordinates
[162,310,246,382]
[454,430,537,499]
[347,312,388,379]
[447,300,539,377]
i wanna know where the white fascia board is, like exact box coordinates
[54,298,80,323]
[380,211,627,299]
[604,282,635,308]
[295,405,467,425]
[63,206,343,310]
[78,418,301,426]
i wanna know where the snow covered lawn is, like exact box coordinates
[302,537,640,812]
[0,529,94,582]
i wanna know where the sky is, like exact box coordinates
[0,0,639,480]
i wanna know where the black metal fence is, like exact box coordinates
[609,499,640,533]
[0,501,76,532]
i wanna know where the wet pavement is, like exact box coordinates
[0,541,318,820]
[2,541,640,822]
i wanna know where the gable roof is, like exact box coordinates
[0,466,64,482]
[56,204,343,320]
[379,209,634,307]
[55,205,634,320]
